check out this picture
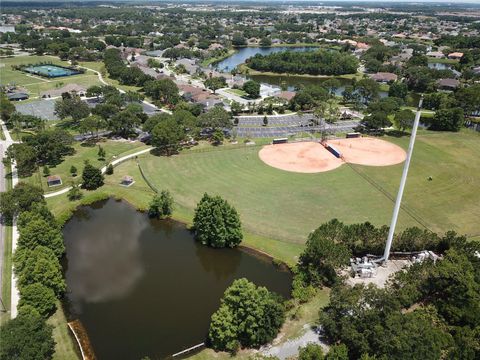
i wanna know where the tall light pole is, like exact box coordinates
[383,96,423,263]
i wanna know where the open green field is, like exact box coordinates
[22,139,148,193]
[134,130,479,251]
[0,55,102,99]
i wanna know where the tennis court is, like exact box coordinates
[23,64,81,78]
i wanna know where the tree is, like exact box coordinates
[211,129,224,145]
[198,107,232,129]
[98,146,106,160]
[208,278,285,353]
[0,312,55,360]
[204,77,227,94]
[394,109,415,132]
[18,283,57,317]
[299,344,324,360]
[148,190,174,218]
[70,165,77,177]
[325,344,349,360]
[193,193,242,248]
[428,108,464,132]
[0,93,15,121]
[4,143,37,177]
[231,101,243,115]
[54,95,90,122]
[263,116,268,126]
[151,117,185,155]
[109,108,141,137]
[0,183,44,223]
[79,115,106,139]
[15,246,65,296]
[144,79,180,107]
[81,162,104,190]
[232,32,247,47]
[42,166,50,177]
[18,218,65,258]
[361,111,392,132]
[24,129,74,166]
[243,80,261,99]
[388,81,408,100]
[356,78,380,104]
[67,184,82,201]
[105,164,114,175]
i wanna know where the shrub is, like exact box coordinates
[18,283,57,317]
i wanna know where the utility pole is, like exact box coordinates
[383,96,423,263]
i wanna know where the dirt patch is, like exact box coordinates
[328,137,407,167]
[259,142,343,173]
[258,138,406,173]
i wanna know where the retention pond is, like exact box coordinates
[63,199,292,360]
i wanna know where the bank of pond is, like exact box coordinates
[62,198,292,360]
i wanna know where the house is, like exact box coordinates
[437,78,460,90]
[47,175,62,187]
[370,72,398,83]
[175,58,199,75]
[448,52,464,60]
[120,175,135,187]
[275,91,296,102]
[7,92,28,101]
[208,43,224,51]
[426,51,445,59]
[41,83,87,98]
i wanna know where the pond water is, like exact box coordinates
[214,46,319,72]
[63,199,292,360]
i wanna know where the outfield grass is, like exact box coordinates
[22,139,148,193]
[135,130,479,253]
[0,55,102,99]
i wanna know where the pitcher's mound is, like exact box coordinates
[259,138,406,173]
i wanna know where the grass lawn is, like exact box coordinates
[47,302,80,360]
[427,57,458,64]
[22,139,148,193]
[0,126,5,140]
[201,49,237,67]
[0,55,103,99]
[131,130,480,264]
[226,88,248,97]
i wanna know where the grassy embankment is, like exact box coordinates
[0,55,103,100]
[200,49,237,67]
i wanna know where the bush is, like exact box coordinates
[67,184,83,201]
[193,193,242,248]
[105,163,114,175]
[18,283,57,317]
[148,190,174,218]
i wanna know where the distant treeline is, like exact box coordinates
[247,50,359,76]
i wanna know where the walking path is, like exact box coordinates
[44,147,153,198]
[0,120,19,318]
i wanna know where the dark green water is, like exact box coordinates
[63,199,292,360]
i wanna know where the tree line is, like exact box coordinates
[247,49,359,76]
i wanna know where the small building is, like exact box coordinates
[437,78,460,90]
[120,175,135,187]
[448,52,464,60]
[7,92,29,101]
[47,175,62,187]
[275,91,296,102]
[370,72,398,83]
[426,51,445,59]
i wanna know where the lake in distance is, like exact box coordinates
[63,199,292,360]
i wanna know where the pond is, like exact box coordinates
[214,46,319,72]
[63,199,292,360]
[427,62,452,70]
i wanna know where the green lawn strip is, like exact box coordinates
[427,57,458,64]
[200,49,237,67]
[0,126,5,140]
[0,225,12,325]
[21,140,148,193]
[47,302,80,360]
[226,88,248,97]
[0,164,13,325]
